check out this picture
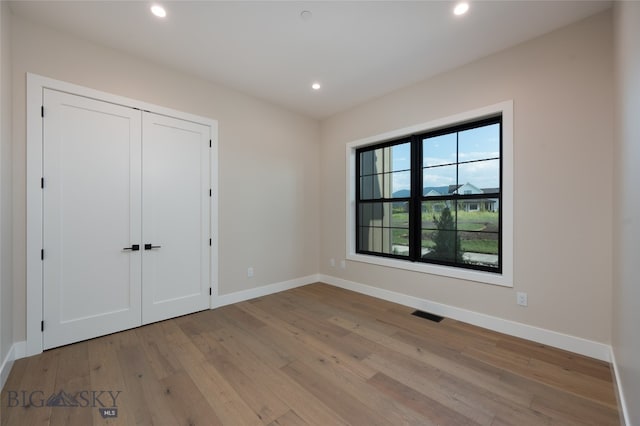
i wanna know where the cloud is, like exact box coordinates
[423,173,455,186]
[461,161,498,172]
[459,159,500,187]
[392,172,411,192]
[423,156,454,166]
[392,156,409,170]
[458,151,499,160]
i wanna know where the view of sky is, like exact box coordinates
[387,123,500,195]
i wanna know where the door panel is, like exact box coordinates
[43,89,142,349]
[142,112,210,324]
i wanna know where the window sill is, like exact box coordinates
[346,252,513,287]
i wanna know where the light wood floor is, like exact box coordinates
[1,283,620,425]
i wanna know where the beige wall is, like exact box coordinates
[320,12,614,343]
[10,14,320,342]
[0,1,13,365]
[613,2,640,424]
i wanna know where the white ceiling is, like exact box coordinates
[9,1,611,119]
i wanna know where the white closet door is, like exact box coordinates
[141,112,210,324]
[43,89,142,349]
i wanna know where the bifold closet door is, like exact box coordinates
[141,112,210,324]
[43,89,143,350]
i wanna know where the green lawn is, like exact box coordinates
[457,223,486,231]
[388,209,499,254]
[391,210,498,230]
[460,239,498,254]
[457,210,499,223]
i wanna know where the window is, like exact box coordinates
[357,140,412,257]
[348,101,513,287]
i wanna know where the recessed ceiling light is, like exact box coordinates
[311,82,321,90]
[453,2,469,16]
[151,4,167,18]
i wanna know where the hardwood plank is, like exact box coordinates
[364,352,496,425]
[137,321,184,380]
[236,301,378,380]
[462,344,617,406]
[531,393,619,426]
[332,315,535,408]
[174,306,234,333]
[494,337,613,381]
[253,295,351,341]
[502,369,619,425]
[281,360,386,426]
[0,357,28,426]
[368,372,479,426]
[299,285,402,323]
[207,311,295,369]
[48,341,92,426]
[87,333,136,425]
[435,370,553,425]
[1,283,621,426]
[292,354,430,425]
[2,347,60,425]
[160,371,223,426]
[267,410,308,426]
[206,340,290,424]
[206,327,349,426]
[159,319,264,425]
[114,329,181,425]
[213,304,268,330]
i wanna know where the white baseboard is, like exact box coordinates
[319,274,611,362]
[0,341,26,390]
[212,274,321,309]
[609,348,631,426]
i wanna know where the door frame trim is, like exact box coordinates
[26,73,219,356]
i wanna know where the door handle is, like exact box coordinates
[123,244,140,251]
[144,244,162,250]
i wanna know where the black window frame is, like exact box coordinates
[355,115,502,274]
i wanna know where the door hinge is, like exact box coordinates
[209,238,212,246]
[209,189,212,197]
[209,139,212,148]
[41,321,44,332]
[41,106,44,118]
[209,288,212,296]
[41,177,44,189]
[41,249,44,260]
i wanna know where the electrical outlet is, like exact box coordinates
[516,292,528,307]
[340,260,346,269]
[247,267,254,278]
[330,258,335,267]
